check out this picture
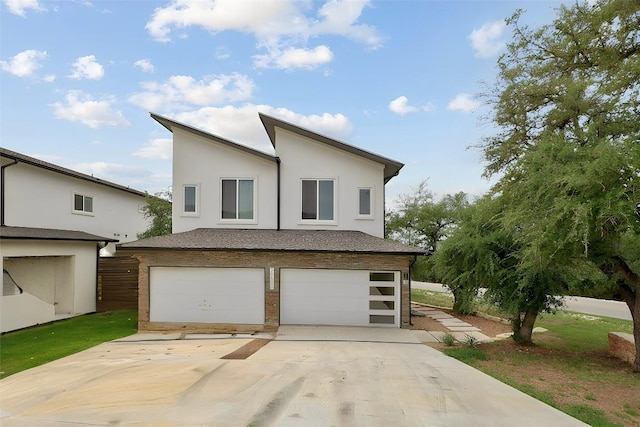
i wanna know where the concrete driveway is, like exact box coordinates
[0,327,586,426]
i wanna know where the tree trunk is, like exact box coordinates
[512,310,538,345]
[613,260,640,373]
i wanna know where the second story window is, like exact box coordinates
[183,184,198,214]
[73,193,93,214]
[302,179,334,221]
[222,179,254,220]
[358,188,372,216]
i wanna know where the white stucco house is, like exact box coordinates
[1,147,149,332]
[118,113,423,333]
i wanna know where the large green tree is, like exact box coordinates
[433,195,568,337]
[482,0,640,369]
[137,189,172,239]
[386,181,469,281]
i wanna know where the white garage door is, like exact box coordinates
[280,269,399,327]
[150,267,264,324]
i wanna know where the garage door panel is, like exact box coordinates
[150,267,264,324]
[281,269,399,327]
[281,282,365,298]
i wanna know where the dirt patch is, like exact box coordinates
[220,339,272,360]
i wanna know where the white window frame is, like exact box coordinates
[72,191,94,216]
[219,177,257,224]
[357,187,374,219]
[182,184,199,217]
[300,178,337,224]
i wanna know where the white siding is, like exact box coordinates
[3,163,148,246]
[1,240,98,332]
[276,128,386,237]
[172,128,278,233]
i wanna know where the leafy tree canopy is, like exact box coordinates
[479,0,640,365]
[137,188,172,239]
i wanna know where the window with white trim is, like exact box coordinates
[302,179,334,221]
[183,184,198,214]
[358,187,372,216]
[73,193,93,214]
[221,178,254,220]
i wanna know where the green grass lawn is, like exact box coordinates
[0,310,137,379]
[411,288,454,308]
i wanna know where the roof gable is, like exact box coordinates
[151,113,277,163]
[259,113,404,183]
[0,147,146,198]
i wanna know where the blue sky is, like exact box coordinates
[1,0,566,204]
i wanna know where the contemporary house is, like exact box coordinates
[118,113,423,333]
[1,147,149,332]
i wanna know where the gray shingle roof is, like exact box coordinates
[0,226,117,242]
[118,228,424,254]
[0,147,147,198]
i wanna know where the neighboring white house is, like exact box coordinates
[119,113,423,333]
[1,147,149,332]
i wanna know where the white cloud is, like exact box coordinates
[51,90,131,129]
[133,138,172,160]
[254,45,334,70]
[468,20,506,59]
[134,58,155,73]
[169,104,352,153]
[447,93,481,112]
[128,73,254,111]
[388,96,434,115]
[145,0,381,48]
[388,96,418,115]
[74,162,150,179]
[0,49,47,77]
[4,0,45,16]
[43,74,56,82]
[68,55,104,80]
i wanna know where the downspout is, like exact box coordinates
[1,159,19,226]
[276,157,281,231]
[408,255,418,326]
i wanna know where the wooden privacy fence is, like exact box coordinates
[97,256,139,312]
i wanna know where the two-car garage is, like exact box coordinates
[119,228,422,333]
[148,267,400,328]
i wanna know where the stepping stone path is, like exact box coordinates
[411,303,492,344]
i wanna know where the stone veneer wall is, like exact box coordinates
[123,249,414,333]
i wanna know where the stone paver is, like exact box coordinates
[451,331,492,342]
[411,303,498,343]
[448,326,481,332]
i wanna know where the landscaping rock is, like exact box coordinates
[608,332,635,365]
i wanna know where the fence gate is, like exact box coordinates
[97,256,139,312]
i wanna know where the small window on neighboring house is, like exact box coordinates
[183,184,198,214]
[221,179,254,220]
[302,179,334,221]
[359,188,372,216]
[73,193,93,214]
